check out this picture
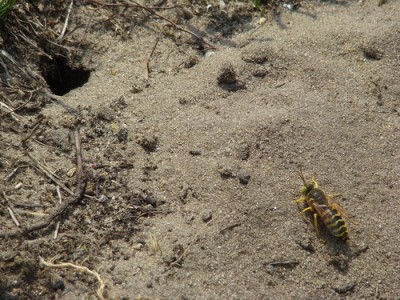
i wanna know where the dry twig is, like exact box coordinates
[265,260,300,268]
[144,37,159,79]
[39,256,106,300]
[3,164,29,181]
[58,0,74,40]
[0,100,20,121]
[3,192,20,227]
[0,92,35,119]
[27,152,75,197]
[21,116,45,145]
[53,186,63,239]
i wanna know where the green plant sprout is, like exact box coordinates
[253,0,263,7]
[0,0,15,21]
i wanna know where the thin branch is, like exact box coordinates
[28,153,75,197]
[54,186,63,239]
[0,100,20,121]
[58,0,74,41]
[4,166,28,181]
[39,256,105,300]
[0,92,35,119]
[86,0,178,10]
[3,192,20,227]
[144,37,159,79]
[21,116,45,145]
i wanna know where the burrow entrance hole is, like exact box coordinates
[40,57,91,96]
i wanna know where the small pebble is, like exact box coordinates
[137,135,158,152]
[238,144,250,160]
[184,56,199,69]
[333,280,356,294]
[239,174,251,185]
[219,167,235,178]
[117,127,128,142]
[113,277,124,285]
[252,68,267,78]
[98,195,109,203]
[132,243,143,250]
[204,51,215,58]
[189,150,202,156]
[146,280,153,288]
[202,211,212,222]
[96,107,116,121]
[50,279,65,292]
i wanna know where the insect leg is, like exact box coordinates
[312,213,322,239]
[295,196,308,209]
[295,197,307,209]
[295,197,308,203]
[298,168,307,185]
[327,193,342,198]
[311,177,319,188]
[300,207,313,214]
[298,206,313,223]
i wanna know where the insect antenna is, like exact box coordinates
[298,167,307,185]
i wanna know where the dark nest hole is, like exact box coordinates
[40,56,91,96]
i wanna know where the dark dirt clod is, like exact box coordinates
[218,167,236,179]
[96,106,116,122]
[184,56,199,69]
[217,64,237,85]
[13,257,38,282]
[146,280,153,288]
[238,174,251,185]
[238,143,251,160]
[362,46,384,60]
[117,127,128,142]
[251,67,268,78]
[137,135,159,152]
[189,150,202,156]
[50,279,65,292]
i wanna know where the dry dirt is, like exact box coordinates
[1,0,399,299]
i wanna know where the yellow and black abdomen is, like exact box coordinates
[318,205,349,242]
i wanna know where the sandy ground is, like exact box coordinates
[1,0,399,299]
